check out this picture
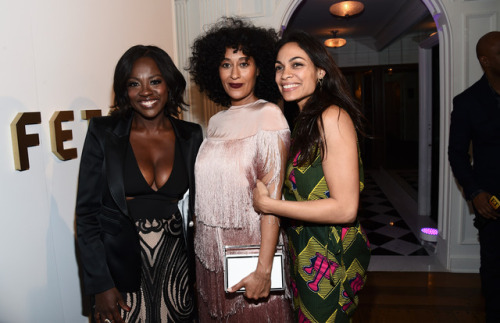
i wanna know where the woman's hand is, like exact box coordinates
[227,267,271,300]
[253,179,271,214]
[94,287,130,323]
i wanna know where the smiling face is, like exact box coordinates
[127,56,168,120]
[275,42,325,110]
[218,47,259,106]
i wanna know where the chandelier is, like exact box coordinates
[324,30,347,48]
[329,1,364,18]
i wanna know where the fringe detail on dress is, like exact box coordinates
[194,129,290,229]
[193,105,292,320]
[255,129,290,200]
[194,129,290,270]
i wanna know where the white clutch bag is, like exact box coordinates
[223,244,285,292]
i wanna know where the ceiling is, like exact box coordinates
[286,0,437,51]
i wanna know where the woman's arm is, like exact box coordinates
[228,215,280,298]
[228,130,289,299]
[253,106,360,224]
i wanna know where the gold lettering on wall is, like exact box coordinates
[10,109,103,170]
[10,112,42,171]
[49,111,77,161]
[81,109,102,121]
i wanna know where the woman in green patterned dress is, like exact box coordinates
[253,30,370,322]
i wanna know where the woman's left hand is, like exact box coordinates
[227,269,271,300]
[253,180,271,214]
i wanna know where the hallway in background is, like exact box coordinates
[356,169,485,322]
[359,169,444,272]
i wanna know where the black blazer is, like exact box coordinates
[448,74,500,199]
[75,113,203,295]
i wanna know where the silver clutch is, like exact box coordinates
[223,244,285,292]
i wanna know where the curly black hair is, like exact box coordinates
[111,45,188,118]
[188,17,280,107]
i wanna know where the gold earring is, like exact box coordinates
[317,77,324,90]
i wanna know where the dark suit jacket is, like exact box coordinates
[75,113,203,295]
[448,74,500,199]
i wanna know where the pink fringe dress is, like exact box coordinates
[194,99,293,322]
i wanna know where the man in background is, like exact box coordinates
[448,31,500,322]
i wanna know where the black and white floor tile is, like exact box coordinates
[358,169,445,271]
[358,171,429,256]
[394,170,419,192]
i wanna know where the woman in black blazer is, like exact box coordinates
[76,45,202,323]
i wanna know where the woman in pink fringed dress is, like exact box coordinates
[188,18,293,322]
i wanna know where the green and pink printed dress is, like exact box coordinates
[283,148,370,323]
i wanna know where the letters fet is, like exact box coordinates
[10,109,102,171]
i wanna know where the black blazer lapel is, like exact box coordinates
[105,115,133,218]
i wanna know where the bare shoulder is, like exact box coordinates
[320,105,355,138]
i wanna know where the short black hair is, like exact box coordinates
[188,17,280,107]
[111,45,187,118]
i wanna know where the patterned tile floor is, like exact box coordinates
[359,171,429,256]
[393,169,419,192]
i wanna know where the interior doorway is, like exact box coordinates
[342,64,420,172]
[280,0,443,265]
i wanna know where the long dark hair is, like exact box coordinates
[111,45,188,118]
[277,30,365,166]
[188,17,280,107]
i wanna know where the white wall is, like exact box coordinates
[0,1,176,322]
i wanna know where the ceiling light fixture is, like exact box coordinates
[329,1,365,18]
[324,30,347,48]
